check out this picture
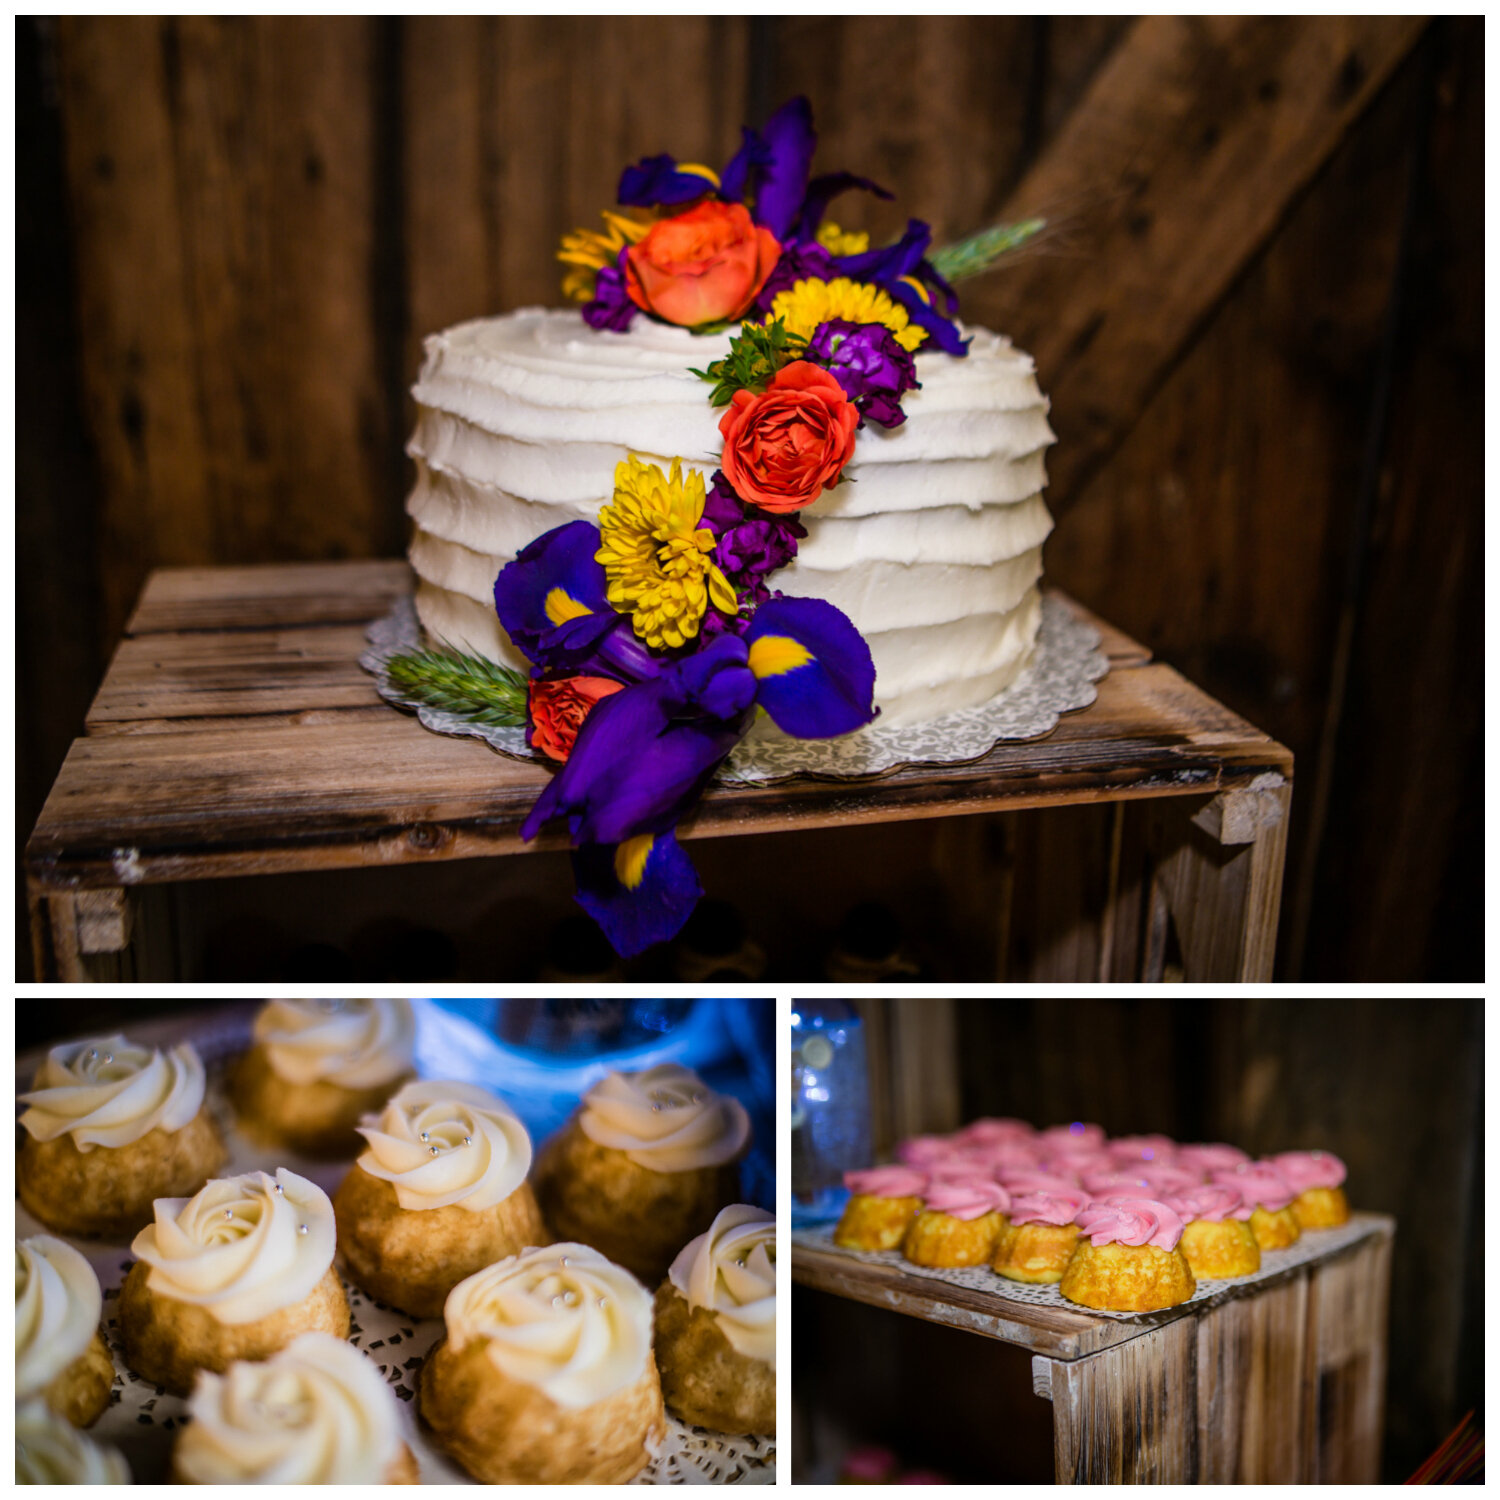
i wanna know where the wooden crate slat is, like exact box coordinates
[86,625,381,726]
[126,560,413,635]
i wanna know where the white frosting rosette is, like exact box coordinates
[15,1400,130,1485]
[668,1205,776,1367]
[15,1235,105,1398]
[445,1242,652,1409]
[253,999,415,1087]
[579,1064,750,1172]
[18,1034,206,1150]
[175,1332,402,1484]
[130,1168,337,1325]
[355,1079,533,1211]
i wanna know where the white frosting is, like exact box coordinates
[253,998,415,1087]
[130,1169,337,1326]
[18,1034,206,1151]
[404,307,1056,727]
[175,1333,402,1484]
[444,1242,652,1410]
[355,1079,533,1211]
[15,1400,130,1485]
[668,1205,776,1367]
[15,1236,104,1398]
[579,1064,750,1172]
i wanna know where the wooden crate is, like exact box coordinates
[793,1214,1394,1483]
[25,561,1293,980]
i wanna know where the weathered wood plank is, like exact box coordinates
[87,626,381,727]
[127,560,412,634]
[1049,1316,1199,1482]
[980,15,1429,506]
[1195,1271,1311,1481]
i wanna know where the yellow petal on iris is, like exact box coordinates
[614,834,655,891]
[816,221,870,256]
[748,635,814,679]
[676,163,722,189]
[545,587,594,625]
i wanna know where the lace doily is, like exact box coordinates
[792,1218,1377,1324]
[361,592,1108,782]
[14,1034,774,1485]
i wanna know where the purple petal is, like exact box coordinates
[573,831,702,957]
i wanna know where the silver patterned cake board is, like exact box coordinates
[15,1017,774,1486]
[792,1219,1376,1323]
[361,592,1109,783]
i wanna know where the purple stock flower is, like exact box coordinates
[805,319,920,428]
[703,471,806,605]
[582,248,638,332]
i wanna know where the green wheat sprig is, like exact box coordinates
[385,645,529,727]
[929,217,1047,283]
[691,319,809,406]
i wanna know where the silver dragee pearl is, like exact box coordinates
[419,1131,429,1142]
[297,1224,308,1235]
[463,1136,472,1146]
[429,1145,440,1156]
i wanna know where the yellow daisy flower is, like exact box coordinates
[595,456,738,650]
[557,210,653,303]
[763,276,926,352]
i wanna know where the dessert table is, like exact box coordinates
[26,561,1293,980]
[792,1215,1393,1483]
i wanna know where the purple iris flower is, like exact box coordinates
[721,96,817,240]
[617,154,717,209]
[572,831,702,957]
[805,319,920,428]
[744,596,878,739]
[581,248,638,333]
[492,520,657,682]
[791,170,893,242]
[520,634,758,848]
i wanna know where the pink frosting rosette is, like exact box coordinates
[1081,1165,1198,1198]
[1175,1142,1250,1177]
[953,1118,1036,1148]
[1006,1187,1089,1227]
[1268,1150,1347,1192]
[845,1165,928,1199]
[968,1141,1044,1174]
[922,1176,1011,1222]
[1105,1134,1179,1166]
[1166,1183,1252,1223]
[895,1135,965,1168]
[999,1168,1082,1194]
[1075,1196,1185,1251]
[1040,1122,1107,1152]
[1212,1162,1295,1212]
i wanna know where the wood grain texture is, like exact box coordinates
[1049,1316,1199,1482]
[27,573,1291,903]
[982,16,1427,505]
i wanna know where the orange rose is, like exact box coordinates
[528,675,625,762]
[625,201,780,328]
[717,361,860,513]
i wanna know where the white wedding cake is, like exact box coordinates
[405,308,1054,728]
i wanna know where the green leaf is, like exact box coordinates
[929,218,1046,283]
[385,645,530,727]
[692,319,809,405]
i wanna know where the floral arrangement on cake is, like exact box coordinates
[389,98,1041,956]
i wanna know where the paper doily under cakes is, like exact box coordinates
[792,1218,1377,1322]
[361,591,1108,782]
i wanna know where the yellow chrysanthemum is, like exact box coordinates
[764,276,926,352]
[815,221,870,256]
[595,456,738,650]
[557,210,653,303]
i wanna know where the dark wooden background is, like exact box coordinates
[17,17,1481,980]
[792,996,1482,1482]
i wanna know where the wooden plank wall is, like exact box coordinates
[951,995,1483,1480]
[17,17,1479,980]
